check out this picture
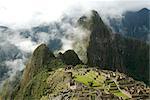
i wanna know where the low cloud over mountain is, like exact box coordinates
[0,0,149,86]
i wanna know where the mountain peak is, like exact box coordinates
[78,10,111,38]
[32,43,55,66]
[91,10,99,17]
[90,10,111,38]
[21,44,55,86]
[59,50,82,66]
[138,8,149,13]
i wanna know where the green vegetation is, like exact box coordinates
[48,59,65,70]
[113,92,129,100]
[14,69,50,100]
[74,70,104,87]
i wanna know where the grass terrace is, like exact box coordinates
[72,68,130,99]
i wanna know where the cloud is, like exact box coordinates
[7,32,37,53]
[0,0,149,28]
[4,58,25,79]
[0,26,55,85]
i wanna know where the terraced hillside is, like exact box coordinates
[45,66,149,100]
[17,65,149,100]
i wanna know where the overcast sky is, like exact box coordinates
[0,0,149,28]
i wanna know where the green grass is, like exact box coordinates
[113,92,129,99]
[108,81,129,99]
[110,82,117,87]
[74,70,104,87]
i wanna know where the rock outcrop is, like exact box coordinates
[59,50,83,66]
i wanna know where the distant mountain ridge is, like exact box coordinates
[109,8,150,41]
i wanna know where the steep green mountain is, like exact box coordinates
[0,44,149,100]
[79,10,149,85]
[20,44,55,87]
